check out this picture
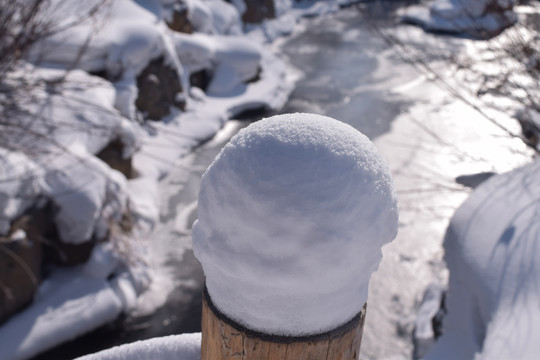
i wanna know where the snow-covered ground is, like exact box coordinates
[424,155,540,360]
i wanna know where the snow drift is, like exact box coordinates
[426,159,540,360]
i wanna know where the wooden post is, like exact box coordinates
[194,114,398,359]
[201,287,366,360]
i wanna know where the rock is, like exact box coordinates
[455,172,497,189]
[166,1,193,34]
[135,56,185,121]
[0,217,42,324]
[242,0,275,24]
[44,236,97,267]
[516,108,540,148]
[26,202,96,267]
[189,69,210,92]
[96,139,135,179]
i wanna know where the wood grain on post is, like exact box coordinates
[201,288,366,360]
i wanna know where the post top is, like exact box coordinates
[193,113,398,336]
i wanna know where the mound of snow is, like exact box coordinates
[171,32,262,95]
[426,159,540,359]
[193,113,398,336]
[31,0,174,75]
[0,242,147,360]
[401,0,517,39]
[43,147,128,244]
[75,333,201,360]
[0,68,138,243]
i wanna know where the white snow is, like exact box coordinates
[0,0,295,356]
[401,0,517,38]
[0,67,138,244]
[0,242,145,360]
[204,0,243,35]
[0,149,44,234]
[171,32,262,96]
[31,0,170,76]
[245,0,342,43]
[425,159,540,360]
[43,147,128,245]
[193,113,399,336]
[30,0,186,122]
[75,333,201,360]
[206,36,262,95]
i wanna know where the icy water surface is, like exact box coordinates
[279,9,411,139]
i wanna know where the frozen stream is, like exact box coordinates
[32,4,533,360]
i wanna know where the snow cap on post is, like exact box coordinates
[193,113,398,336]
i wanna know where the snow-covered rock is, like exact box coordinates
[171,32,262,95]
[426,159,540,360]
[401,0,517,39]
[1,68,138,245]
[179,0,242,35]
[206,36,262,95]
[29,0,186,121]
[193,113,399,336]
[203,0,243,35]
[0,244,144,360]
[31,0,177,75]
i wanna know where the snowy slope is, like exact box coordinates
[426,159,540,360]
[0,0,293,358]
